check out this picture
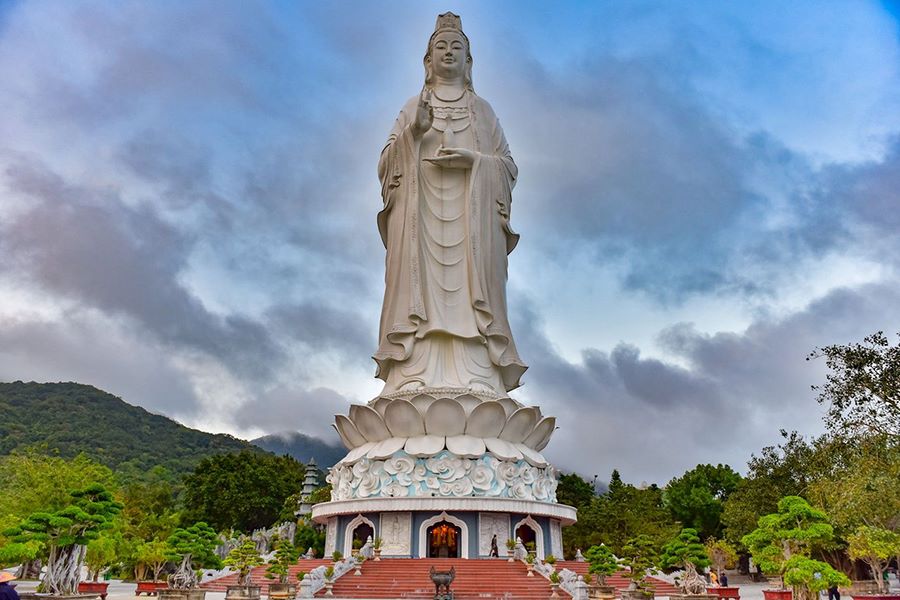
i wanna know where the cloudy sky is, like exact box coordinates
[1,0,898,485]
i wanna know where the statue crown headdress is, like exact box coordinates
[434,12,463,33]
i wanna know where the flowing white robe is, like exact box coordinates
[374,91,527,395]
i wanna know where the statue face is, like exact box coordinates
[429,31,468,80]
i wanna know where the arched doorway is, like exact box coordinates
[351,522,374,552]
[418,512,469,558]
[343,514,376,555]
[513,516,544,560]
[427,521,461,558]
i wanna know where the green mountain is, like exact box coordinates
[251,431,345,468]
[0,381,257,479]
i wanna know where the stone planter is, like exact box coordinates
[78,582,109,600]
[621,589,655,600]
[846,582,882,596]
[708,587,741,600]
[670,594,717,600]
[323,582,334,597]
[373,548,382,562]
[762,590,792,600]
[266,583,296,600]
[850,596,900,600]
[136,581,169,596]
[526,563,534,577]
[158,589,188,600]
[590,584,617,600]
[550,583,561,599]
[225,586,260,600]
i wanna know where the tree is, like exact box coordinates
[808,331,900,437]
[584,544,618,585]
[223,538,263,587]
[659,528,710,595]
[3,483,122,595]
[704,538,737,577]
[181,451,305,532]
[742,496,836,593]
[664,464,741,540]
[782,556,849,600]
[557,473,596,509]
[133,539,169,582]
[165,522,222,589]
[294,523,325,559]
[266,537,299,584]
[85,533,119,581]
[847,525,900,593]
[619,535,659,593]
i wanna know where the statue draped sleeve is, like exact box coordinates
[374,94,527,393]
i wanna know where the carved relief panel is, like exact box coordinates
[550,519,563,558]
[478,513,510,557]
[379,512,412,556]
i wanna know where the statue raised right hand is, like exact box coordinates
[411,89,434,139]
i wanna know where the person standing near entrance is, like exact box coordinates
[490,535,499,557]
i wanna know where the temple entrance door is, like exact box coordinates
[427,521,461,558]
[516,524,537,553]
[351,523,374,551]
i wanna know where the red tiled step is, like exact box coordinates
[323,558,556,600]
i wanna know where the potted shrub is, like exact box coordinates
[354,555,365,576]
[619,535,659,600]
[373,537,383,561]
[351,539,362,557]
[585,544,619,599]
[3,483,122,597]
[742,496,838,600]
[134,539,170,595]
[847,526,900,600]
[81,533,118,599]
[331,551,342,563]
[545,554,557,566]
[525,541,536,557]
[265,537,299,599]
[525,553,535,576]
[223,539,264,600]
[323,566,335,597]
[549,571,562,599]
[506,539,517,562]
[163,522,223,600]
[782,557,849,600]
[660,528,714,600]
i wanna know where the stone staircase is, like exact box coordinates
[555,561,680,597]
[202,558,682,599]
[325,558,554,599]
[201,559,332,592]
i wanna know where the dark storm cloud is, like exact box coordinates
[266,302,375,366]
[0,157,282,380]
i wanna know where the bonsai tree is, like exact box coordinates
[165,522,223,589]
[223,538,264,587]
[704,539,737,580]
[847,525,900,593]
[782,557,849,600]
[620,535,659,595]
[742,497,837,598]
[265,537,299,584]
[134,539,169,582]
[659,528,710,595]
[585,544,619,585]
[85,533,118,581]
[3,483,122,595]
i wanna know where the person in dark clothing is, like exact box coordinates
[0,572,21,600]
[490,534,499,557]
[828,585,841,600]
[720,573,729,587]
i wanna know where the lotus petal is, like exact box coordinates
[410,393,436,415]
[498,397,521,417]
[424,398,466,436]
[335,415,367,448]
[446,435,487,458]
[523,416,556,451]
[465,401,507,438]
[343,441,376,464]
[516,443,549,467]
[404,435,446,457]
[350,404,391,442]
[484,437,523,461]
[371,396,391,416]
[499,407,539,442]
[454,393,482,415]
[367,437,407,460]
[383,399,427,437]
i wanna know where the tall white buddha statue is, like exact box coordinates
[374,12,527,397]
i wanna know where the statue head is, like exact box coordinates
[424,12,474,91]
